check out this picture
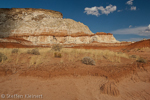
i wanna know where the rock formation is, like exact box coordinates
[0,8,119,45]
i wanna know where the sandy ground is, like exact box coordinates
[0,70,150,100]
[0,39,150,100]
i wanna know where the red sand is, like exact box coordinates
[0,39,150,100]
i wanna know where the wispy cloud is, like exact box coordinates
[129,25,132,28]
[126,0,134,5]
[126,0,137,11]
[131,6,136,10]
[117,10,123,12]
[84,4,117,16]
[111,25,150,36]
[118,38,148,42]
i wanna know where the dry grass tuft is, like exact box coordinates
[0,48,130,65]
[59,48,129,63]
[54,52,62,58]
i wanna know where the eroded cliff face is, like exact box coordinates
[22,35,117,45]
[0,8,119,45]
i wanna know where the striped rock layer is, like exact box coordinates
[0,8,119,45]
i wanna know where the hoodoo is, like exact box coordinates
[0,8,119,45]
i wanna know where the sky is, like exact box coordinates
[0,0,150,41]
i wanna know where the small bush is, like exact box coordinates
[54,52,62,58]
[117,52,123,54]
[122,49,126,51]
[82,57,95,65]
[0,57,2,62]
[12,49,19,53]
[136,58,147,63]
[129,55,137,58]
[137,48,141,51]
[51,44,62,51]
[0,52,7,62]
[27,50,31,54]
[27,49,40,55]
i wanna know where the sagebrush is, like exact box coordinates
[82,57,95,65]
[27,49,40,55]
[136,57,147,63]
[51,44,62,51]
[0,52,7,62]
[12,49,19,53]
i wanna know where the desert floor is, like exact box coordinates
[0,41,150,100]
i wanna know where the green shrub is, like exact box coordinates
[12,49,19,53]
[54,52,62,58]
[0,52,7,62]
[51,44,62,51]
[82,57,95,65]
[136,58,147,63]
[27,49,40,55]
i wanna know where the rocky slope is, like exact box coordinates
[0,8,119,45]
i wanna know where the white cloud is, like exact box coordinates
[84,6,100,16]
[129,25,132,28]
[145,24,150,32]
[126,0,134,5]
[84,4,117,16]
[126,0,137,11]
[131,6,136,10]
[117,10,123,12]
[98,5,117,15]
[110,25,150,36]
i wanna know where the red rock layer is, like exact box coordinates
[10,32,113,38]
[4,37,31,42]
[95,32,112,35]
[127,39,150,49]
[0,42,30,48]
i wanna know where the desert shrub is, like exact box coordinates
[82,57,95,65]
[54,52,62,58]
[12,49,19,53]
[0,52,7,62]
[136,57,147,63]
[122,49,126,51]
[51,44,62,51]
[129,55,137,58]
[27,50,31,54]
[127,50,130,52]
[137,48,141,51]
[27,49,40,55]
[0,57,2,62]
[117,52,123,54]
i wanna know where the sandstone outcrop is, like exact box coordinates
[0,8,119,45]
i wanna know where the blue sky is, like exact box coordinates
[0,0,150,41]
